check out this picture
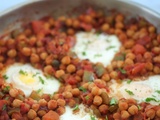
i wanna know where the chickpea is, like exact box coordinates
[9,88,18,97]
[102,73,110,82]
[7,49,17,58]
[73,20,80,28]
[115,14,124,22]
[30,53,40,63]
[38,99,47,107]
[146,109,155,119]
[128,105,138,115]
[56,106,65,115]
[40,52,48,60]
[101,23,110,32]
[27,109,37,119]
[126,52,135,60]
[12,99,23,107]
[99,104,108,115]
[156,108,160,117]
[71,88,80,96]
[65,18,72,27]
[153,66,160,74]
[55,70,65,78]
[67,64,76,73]
[57,99,66,106]
[118,101,128,111]
[67,28,75,35]
[22,47,31,56]
[32,103,40,112]
[145,62,153,71]
[125,58,134,65]
[33,117,41,120]
[93,95,102,106]
[91,86,101,96]
[113,112,121,119]
[48,100,58,110]
[44,65,54,75]
[115,22,124,29]
[68,99,76,107]
[121,110,130,119]
[148,26,156,33]
[63,91,73,99]
[45,54,54,65]
[37,110,46,117]
[61,56,71,65]
[109,71,118,79]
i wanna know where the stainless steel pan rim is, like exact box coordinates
[0,0,160,35]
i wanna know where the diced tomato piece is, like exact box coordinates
[20,103,29,114]
[80,23,92,31]
[65,76,78,85]
[0,100,7,111]
[31,20,44,34]
[42,110,60,120]
[132,44,146,54]
[137,36,151,46]
[125,63,145,75]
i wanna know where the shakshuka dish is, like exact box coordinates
[0,7,160,120]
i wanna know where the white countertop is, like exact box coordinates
[0,0,159,14]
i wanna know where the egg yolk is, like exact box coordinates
[19,73,35,85]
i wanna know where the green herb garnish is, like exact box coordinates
[32,72,40,77]
[36,88,43,94]
[85,96,90,100]
[82,51,86,56]
[2,104,7,111]
[145,97,158,102]
[137,105,141,110]
[73,104,79,111]
[39,76,45,84]
[125,89,134,95]
[3,86,10,92]
[79,86,87,92]
[106,46,115,50]
[94,54,102,58]
[90,115,96,120]
[106,116,108,120]
[119,68,126,74]
[110,98,117,105]
[156,90,160,94]
[127,79,132,84]
[3,75,8,80]
[19,70,28,75]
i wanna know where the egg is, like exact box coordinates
[60,104,98,120]
[72,30,121,66]
[108,75,160,105]
[1,63,60,97]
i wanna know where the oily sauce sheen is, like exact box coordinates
[0,7,160,120]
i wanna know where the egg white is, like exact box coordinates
[2,63,60,97]
[72,30,121,66]
[108,75,160,105]
[60,104,98,120]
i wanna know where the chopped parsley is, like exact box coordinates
[127,79,132,84]
[73,104,79,111]
[3,86,10,92]
[39,76,45,84]
[19,70,28,75]
[125,89,134,95]
[4,96,9,100]
[106,39,111,43]
[110,98,117,105]
[36,88,43,94]
[94,54,102,58]
[3,75,8,80]
[106,116,108,120]
[96,32,101,36]
[137,105,141,110]
[114,53,126,61]
[156,90,160,94]
[145,97,159,102]
[82,51,86,56]
[2,104,7,111]
[106,46,115,50]
[119,68,126,74]
[32,72,40,77]
[90,115,96,120]
[85,96,90,100]
[79,86,87,92]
